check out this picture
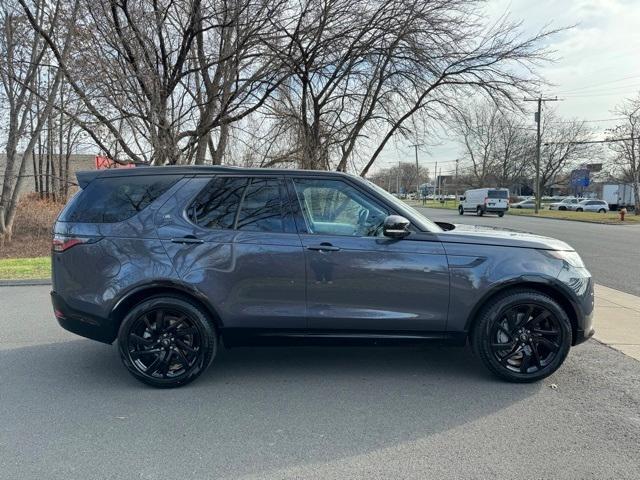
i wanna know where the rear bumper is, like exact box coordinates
[51,291,116,344]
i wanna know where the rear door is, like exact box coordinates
[289,176,449,333]
[156,175,306,331]
[487,189,509,210]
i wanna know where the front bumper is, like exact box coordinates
[51,291,116,344]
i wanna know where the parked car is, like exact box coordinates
[52,167,594,387]
[571,199,609,213]
[548,197,579,211]
[458,188,510,217]
[511,198,536,209]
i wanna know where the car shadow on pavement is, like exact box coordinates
[0,339,542,479]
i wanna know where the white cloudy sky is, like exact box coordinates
[376,0,640,176]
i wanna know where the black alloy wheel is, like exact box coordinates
[472,289,571,382]
[118,296,217,388]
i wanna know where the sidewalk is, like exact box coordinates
[593,284,640,361]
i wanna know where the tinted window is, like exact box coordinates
[59,175,180,223]
[488,190,508,199]
[236,179,284,232]
[189,177,248,229]
[293,178,388,237]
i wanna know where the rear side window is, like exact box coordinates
[487,190,508,199]
[189,177,284,232]
[189,177,248,229]
[59,175,180,223]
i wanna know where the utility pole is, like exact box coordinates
[454,158,460,201]
[396,161,400,195]
[433,160,438,199]
[410,144,423,199]
[524,96,560,214]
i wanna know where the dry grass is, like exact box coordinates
[0,194,64,259]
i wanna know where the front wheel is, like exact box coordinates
[118,296,218,388]
[471,289,572,383]
[576,208,583,212]
[598,208,606,213]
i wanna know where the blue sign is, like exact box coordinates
[570,169,590,187]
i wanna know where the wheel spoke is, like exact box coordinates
[129,333,153,346]
[536,336,560,351]
[175,347,191,368]
[499,345,522,364]
[175,338,197,353]
[130,348,163,359]
[155,310,165,332]
[527,311,550,328]
[520,350,532,373]
[530,342,543,369]
[145,352,165,375]
[533,328,559,336]
[175,326,197,338]
[159,350,174,377]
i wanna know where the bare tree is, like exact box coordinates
[1,0,79,239]
[608,94,640,213]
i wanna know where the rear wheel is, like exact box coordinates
[118,296,218,388]
[471,289,571,383]
[458,206,464,215]
[576,208,583,212]
[598,208,606,213]
[476,206,484,216]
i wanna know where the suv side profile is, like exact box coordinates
[52,167,594,388]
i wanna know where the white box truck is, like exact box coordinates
[602,184,636,211]
[458,188,510,217]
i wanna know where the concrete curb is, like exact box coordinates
[0,278,51,287]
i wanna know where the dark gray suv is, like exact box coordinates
[51,167,594,387]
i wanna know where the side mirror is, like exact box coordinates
[383,215,411,239]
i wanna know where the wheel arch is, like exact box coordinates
[465,278,580,346]
[109,281,224,339]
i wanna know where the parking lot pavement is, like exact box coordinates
[418,207,640,297]
[1,285,640,480]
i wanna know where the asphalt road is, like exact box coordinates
[1,285,639,480]
[418,207,640,296]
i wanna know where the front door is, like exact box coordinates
[289,177,450,332]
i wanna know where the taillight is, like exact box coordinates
[484,197,489,204]
[52,234,100,252]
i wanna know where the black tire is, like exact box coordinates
[559,206,566,211]
[476,206,484,216]
[118,295,218,388]
[471,289,572,383]
[458,206,464,215]
[598,208,606,213]
[576,208,583,212]
[516,205,522,209]
[498,211,504,218]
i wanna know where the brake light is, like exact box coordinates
[484,197,489,204]
[52,234,100,252]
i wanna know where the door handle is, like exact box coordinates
[307,243,340,252]
[171,235,204,244]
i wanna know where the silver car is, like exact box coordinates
[548,198,579,211]
[570,199,609,213]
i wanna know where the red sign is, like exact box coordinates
[95,155,136,170]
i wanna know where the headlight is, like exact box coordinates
[549,250,586,268]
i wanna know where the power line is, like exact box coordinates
[544,136,640,146]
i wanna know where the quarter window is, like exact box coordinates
[236,179,284,232]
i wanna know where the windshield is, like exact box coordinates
[488,189,509,199]
[361,178,443,232]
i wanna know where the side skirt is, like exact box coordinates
[221,328,467,348]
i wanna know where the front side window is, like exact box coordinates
[292,178,388,237]
[189,177,284,232]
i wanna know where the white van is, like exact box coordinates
[459,188,510,217]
